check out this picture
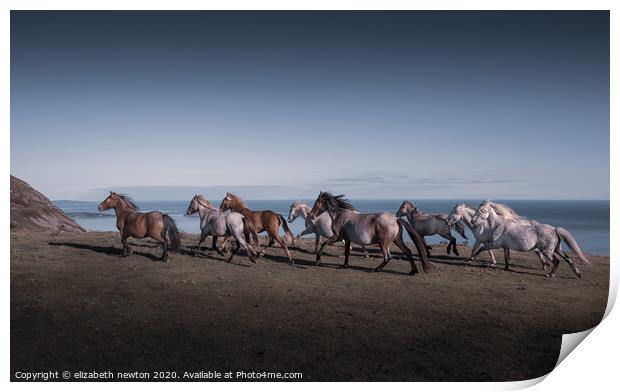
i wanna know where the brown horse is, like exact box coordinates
[219,192,294,263]
[98,191,181,262]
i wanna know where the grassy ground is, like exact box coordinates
[10,231,609,381]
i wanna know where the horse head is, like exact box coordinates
[98,191,116,211]
[396,200,414,217]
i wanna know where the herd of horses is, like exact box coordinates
[97,191,590,278]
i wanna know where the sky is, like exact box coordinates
[10,11,609,200]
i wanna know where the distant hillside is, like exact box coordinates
[10,175,85,233]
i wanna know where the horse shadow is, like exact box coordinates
[48,241,163,262]
[180,246,253,267]
[425,254,559,278]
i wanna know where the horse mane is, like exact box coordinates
[116,194,139,211]
[290,200,307,209]
[321,192,355,213]
[196,195,216,210]
[226,192,247,208]
[402,200,414,209]
[488,201,521,222]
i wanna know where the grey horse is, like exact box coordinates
[471,201,589,277]
[446,203,548,269]
[309,192,430,276]
[396,200,467,256]
[186,194,258,263]
[288,201,369,257]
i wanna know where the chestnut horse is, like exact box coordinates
[98,191,180,262]
[219,192,294,263]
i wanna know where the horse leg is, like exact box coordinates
[362,245,370,258]
[194,233,207,256]
[556,251,581,278]
[440,232,457,256]
[161,240,169,262]
[314,234,320,254]
[275,235,294,264]
[216,235,230,255]
[227,240,240,263]
[473,244,497,265]
[341,238,351,268]
[503,248,510,271]
[266,223,293,263]
[211,236,218,251]
[535,249,549,270]
[424,237,432,257]
[121,233,131,256]
[373,242,391,273]
[469,240,481,261]
[316,234,342,265]
[393,237,419,276]
[448,233,459,256]
[546,252,562,278]
[237,237,256,263]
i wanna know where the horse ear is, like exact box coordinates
[110,190,112,194]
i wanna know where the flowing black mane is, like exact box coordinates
[321,192,356,213]
[117,194,139,211]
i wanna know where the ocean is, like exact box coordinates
[54,199,610,256]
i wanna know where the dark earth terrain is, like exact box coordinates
[11,231,608,381]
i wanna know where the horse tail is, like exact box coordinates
[242,216,260,244]
[278,214,294,245]
[398,218,431,272]
[163,214,181,251]
[454,221,468,239]
[556,227,590,265]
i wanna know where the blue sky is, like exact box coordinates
[11,11,609,200]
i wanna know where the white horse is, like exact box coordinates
[446,203,548,268]
[186,194,257,263]
[288,201,368,257]
[396,200,467,256]
[471,201,589,277]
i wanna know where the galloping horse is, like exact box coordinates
[288,201,369,257]
[98,191,180,262]
[309,192,430,275]
[446,203,548,268]
[186,194,258,263]
[220,192,294,263]
[396,200,467,256]
[471,201,588,277]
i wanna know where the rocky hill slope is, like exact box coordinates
[10,175,85,233]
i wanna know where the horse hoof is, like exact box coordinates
[338,265,348,269]
[409,270,417,276]
[546,273,555,278]
[373,268,382,273]
[504,267,510,271]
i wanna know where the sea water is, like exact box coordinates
[54,199,610,255]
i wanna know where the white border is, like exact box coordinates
[3,2,616,391]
